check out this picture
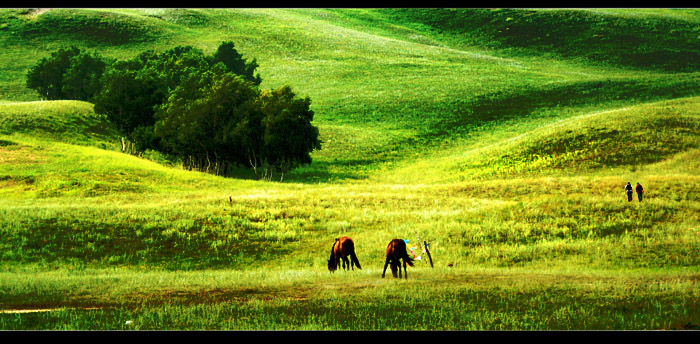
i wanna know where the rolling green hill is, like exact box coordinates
[4,8,700,182]
[1,8,700,330]
[372,8,700,71]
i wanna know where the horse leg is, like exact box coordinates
[403,260,408,279]
[343,256,350,271]
[389,258,398,278]
[382,258,390,278]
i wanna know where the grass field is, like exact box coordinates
[1,8,700,330]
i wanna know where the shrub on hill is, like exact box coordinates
[258,86,321,181]
[154,69,320,181]
[153,65,259,176]
[212,41,262,86]
[89,41,319,180]
[92,55,164,152]
[26,46,110,101]
[93,43,262,152]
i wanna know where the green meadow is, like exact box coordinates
[1,8,700,330]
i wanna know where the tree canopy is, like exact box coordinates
[26,46,110,101]
[27,42,321,181]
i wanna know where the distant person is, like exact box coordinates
[636,183,644,202]
[625,182,633,202]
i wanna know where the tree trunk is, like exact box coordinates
[265,166,272,181]
[282,159,291,182]
[205,152,211,173]
[248,150,259,179]
[213,151,219,175]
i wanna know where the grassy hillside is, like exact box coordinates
[1,8,700,330]
[381,96,700,184]
[0,100,118,146]
[371,8,700,71]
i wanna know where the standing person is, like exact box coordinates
[636,182,644,202]
[625,182,633,202]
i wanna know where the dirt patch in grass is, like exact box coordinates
[26,9,53,18]
[0,306,100,314]
[0,144,43,165]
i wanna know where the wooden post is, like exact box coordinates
[423,240,433,268]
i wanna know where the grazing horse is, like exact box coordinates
[382,239,414,279]
[328,237,362,272]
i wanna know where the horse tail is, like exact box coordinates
[350,252,362,270]
[403,249,415,267]
[342,237,361,270]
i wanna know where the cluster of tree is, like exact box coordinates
[26,42,320,181]
[26,46,111,102]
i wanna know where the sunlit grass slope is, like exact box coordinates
[0,100,118,147]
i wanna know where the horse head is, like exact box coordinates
[327,238,340,272]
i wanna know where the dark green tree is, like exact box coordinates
[90,41,318,180]
[154,66,259,175]
[93,44,238,154]
[26,46,110,101]
[92,47,211,154]
[230,98,267,178]
[61,51,111,101]
[26,46,79,100]
[147,45,212,94]
[260,86,321,181]
[211,41,262,86]
[92,54,165,153]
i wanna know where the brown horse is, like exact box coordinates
[328,237,362,272]
[382,239,414,279]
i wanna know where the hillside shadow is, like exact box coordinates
[218,158,378,183]
[16,8,165,44]
[430,76,700,138]
[275,159,377,184]
[380,8,700,72]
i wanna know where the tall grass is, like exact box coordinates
[2,268,700,330]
